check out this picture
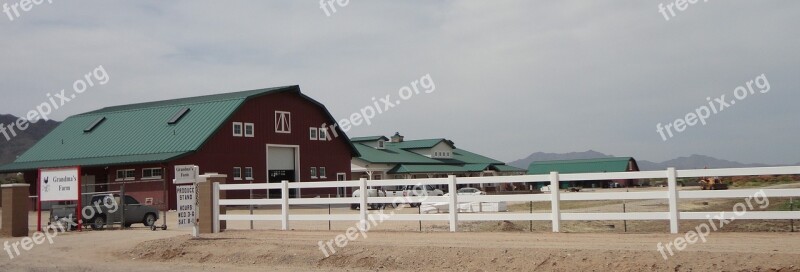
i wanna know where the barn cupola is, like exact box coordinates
[391,132,404,143]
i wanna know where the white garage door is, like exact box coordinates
[268,146,295,170]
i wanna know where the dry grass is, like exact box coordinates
[507,200,624,212]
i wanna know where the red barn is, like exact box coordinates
[0,86,359,210]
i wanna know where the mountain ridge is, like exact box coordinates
[0,114,60,165]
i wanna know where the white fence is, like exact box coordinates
[212,166,800,234]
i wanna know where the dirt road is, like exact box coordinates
[1,227,798,271]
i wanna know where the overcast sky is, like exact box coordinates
[1,1,798,165]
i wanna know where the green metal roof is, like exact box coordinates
[0,86,359,172]
[353,143,441,164]
[462,164,492,172]
[350,136,389,142]
[492,164,526,172]
[0,152,188,172]
[393,139,454,149]
[79,87,288,116]
[527,157,636,175]
[451,149,504,164]
[353,135,518,174]
[389,164,468,174]
[387,163,525,174]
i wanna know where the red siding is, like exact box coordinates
[169,91,353,208]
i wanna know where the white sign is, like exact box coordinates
[174,165,199,184]
[176,184,197,228]
[39,167,80,201]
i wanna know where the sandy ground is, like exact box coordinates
[0,184,797,271]
[0,228,798,271]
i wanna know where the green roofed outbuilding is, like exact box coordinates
[527,157,641,189]
[350,132,525,192]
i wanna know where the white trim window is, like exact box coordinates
[233,122,243,137]
[433,151,452,158]
[142,168,163,180]
[378,140,385,149]
[309,127,318,140]
[233,167,242,180]
[310,167,317,179]
[318,127,328,141]
[319,167,327,179]
[275,111,291,133]
[244,167,254,180]
[244,123,255,137]
[116,169,135,181]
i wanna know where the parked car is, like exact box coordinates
[350,188,389,210]
[456,187,485,195]
[49,194,160,230]
[403,185,444,207]
[444,187,486,196]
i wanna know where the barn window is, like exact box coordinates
[244,167,254,180]
[309,127,318,140]
[232,122,243,137]
[319,167,327,178]
[318,127,327,141]
[377,140,385,149]
[310,167,317,179]
[115,169,135,181]
[244,123,255,137]
[233,167,242,180]
[275,111,291,133]
[142,168,163,179]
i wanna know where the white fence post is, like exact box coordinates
[212,182,220,233]
[448,175,458,232]
[359,178,368,230]
[667,168,680,234]
[281,180,289,231]
[550,172,561,233]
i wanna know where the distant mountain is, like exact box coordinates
[508,150,613,169]
[0,114,60,165]
[509,150,776,171]
[639,155,770,170]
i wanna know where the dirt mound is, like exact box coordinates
[497,220,524,232]
[127,235,308,266]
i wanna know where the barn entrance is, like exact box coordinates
[267,145,299,198]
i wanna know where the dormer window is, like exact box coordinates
[433,151,452,159]
[377,140,385,149]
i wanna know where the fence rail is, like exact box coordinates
[211,166,800,234]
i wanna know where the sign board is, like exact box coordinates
[176,184,197,228]
[39,167,80,201]
[174,165,199,184]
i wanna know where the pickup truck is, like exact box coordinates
[381,186,406,197]
[49,194,160,230]
[368,185,445,207]
[403,185,444,207]
[350,188,393,210]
